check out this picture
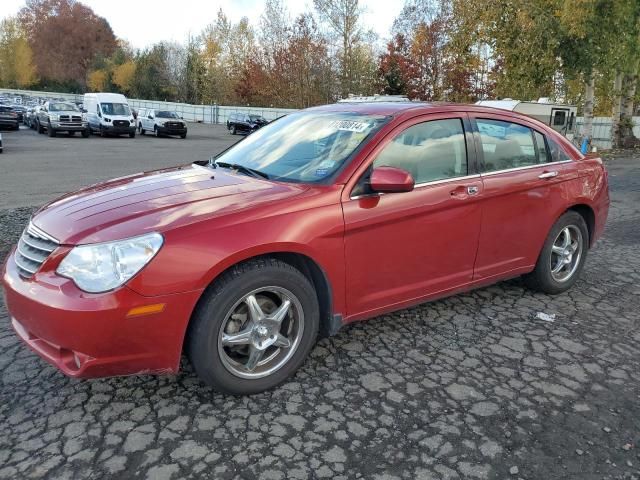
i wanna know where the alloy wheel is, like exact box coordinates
[217,286,304,379]
[550,225,583,282]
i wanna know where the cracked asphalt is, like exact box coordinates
[0,126,639,479]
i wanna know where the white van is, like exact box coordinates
[84,93,136,137]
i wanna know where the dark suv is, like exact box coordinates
[226,113,268,135]
[0,105,20,130]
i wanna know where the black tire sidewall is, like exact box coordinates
[530,211,589,294]
[188,261,319,395]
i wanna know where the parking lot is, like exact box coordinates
[0,124,639,480]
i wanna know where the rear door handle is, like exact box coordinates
[538,171,558,179]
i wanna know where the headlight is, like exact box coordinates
[57,232,163,293]
[50,114,59,121]
[158,120,165,126]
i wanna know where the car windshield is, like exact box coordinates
[214,111,388,183]
[249,115,264,122]
[157,111,179,118]
[101,103,130,116]
[50,102,78,112]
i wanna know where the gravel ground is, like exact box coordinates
[0,136,639,479]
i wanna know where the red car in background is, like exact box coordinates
[2,102,609,395]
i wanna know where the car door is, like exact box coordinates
[342,113,483,319]
[145,110,154,130]
[469,113,576,280]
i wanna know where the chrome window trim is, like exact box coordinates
[414,174,481,189]
[480,160,572,177]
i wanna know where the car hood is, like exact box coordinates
[31,164,309,245]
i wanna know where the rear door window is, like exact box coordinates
[548,138,572,162]
[534,131,550,163]
[476,118,538,172]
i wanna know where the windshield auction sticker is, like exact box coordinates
[329,120,371,133]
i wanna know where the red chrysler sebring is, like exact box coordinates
[2,102,609,394]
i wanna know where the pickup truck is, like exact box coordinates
[36,101,89,138]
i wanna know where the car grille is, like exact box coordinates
[113,120,130,127]
[72,115,81,122]
[165,122,182,128]
[15,223,59,278]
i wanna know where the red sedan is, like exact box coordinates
[2,102,609,394]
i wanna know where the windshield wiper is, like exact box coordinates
[213,161,270,180]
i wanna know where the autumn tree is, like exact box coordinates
[0,17,37,88]
[379,34,414,96]
[19,0,117,89]
[313,0,364,97]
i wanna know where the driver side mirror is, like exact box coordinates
[97,111,102,118]
[370,166,415,193]
[148,115,153,119]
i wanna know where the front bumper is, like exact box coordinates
[51,121,88,131]
[2,249,203,378]
[157,125,187,136]
[102,124,136,134]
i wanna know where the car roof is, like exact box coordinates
[308,101,550,116]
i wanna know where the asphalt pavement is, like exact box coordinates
[0,125,639,479]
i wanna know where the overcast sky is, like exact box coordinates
[0,0,403,49]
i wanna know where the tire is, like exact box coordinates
[47,123,55,137]
[180,133,187,139]
[139,123,145,135]
[37,121,44,134]
[524,211,589,294]
[81,129,90,138]
[129,131,136,138]
[231,125,237,135]
[187,258,320,395]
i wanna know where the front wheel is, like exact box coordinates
[47,123,55,137]
[524,211,589,294]
[129,130,136,138]
[81,129,90,138]
[187,258,319,395]
[139,123,145,135]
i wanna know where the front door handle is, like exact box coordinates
[538,171,559,179]
[450,185,480,198]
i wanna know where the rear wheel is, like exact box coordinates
[37,120,44,134]
[139,123,145,135]
[524,211,589,294]
[187,258,319,395]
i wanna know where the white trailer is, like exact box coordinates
[476,99,577,140]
